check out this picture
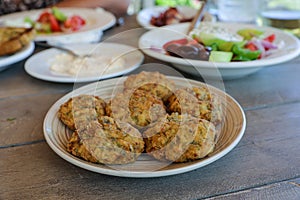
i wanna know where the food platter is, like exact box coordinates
[43,75,246,178]
[0,42,34,72]
[138,22,300,79]
[136,6,197,30]
[0,8,115,43]
[24,43,144,83]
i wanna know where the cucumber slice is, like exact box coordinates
[209,51,233,62]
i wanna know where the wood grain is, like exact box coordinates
[207,178,300,200]
[1,102,299,199]
[0,14,300,199]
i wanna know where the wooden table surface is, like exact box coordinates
[1,14,300,200]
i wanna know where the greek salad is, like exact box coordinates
[24,7,86,33]
[162,25,280,62]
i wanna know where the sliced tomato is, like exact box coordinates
[245,42,258,51]
[163,38,188,49]
[263,34,275,43]
[37,11,61,32]
[48,14,61,32]
[37,11,51,23]
[64,15,86,31]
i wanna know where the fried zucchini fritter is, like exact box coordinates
[166,86,223,125]
[67,131,98,163]
[106,89,166,128]
[123,71,175,102]
[67,116,144,164]
[60,71,223,165]
[58,95,106,130]
[144,113,217,163]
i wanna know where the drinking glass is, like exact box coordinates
[257,0,300,37]
[217,0,259,23]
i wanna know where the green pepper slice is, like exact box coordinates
[232,44,261,60]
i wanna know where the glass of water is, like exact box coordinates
[258,0,300,37]
[217,0,260,23]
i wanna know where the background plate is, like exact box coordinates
[0,8,116,43]
[0,42,34,72]
[25,43,144,83]
[43,75,246,178]
[138,22,300,79]
[136,6,197,30]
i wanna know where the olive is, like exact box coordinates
[190,43,206,51]
[188,44,210,61]
[176,45,199,59]
[165,42,210,61]
[165,43,181,57]
[198,51,210,61]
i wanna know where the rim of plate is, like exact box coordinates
[0,42,35,69]
[43,75,246,178]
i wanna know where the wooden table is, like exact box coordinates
[1,14,300,200]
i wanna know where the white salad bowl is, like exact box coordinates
[138,22,300,80]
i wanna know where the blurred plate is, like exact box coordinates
[0,42,34,72]
[0,8,115,43]
[137,6,197,30]
[43,75,246,178]
[138,22,300,79]
[25,43,144,83]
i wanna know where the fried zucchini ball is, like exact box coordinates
[144,113,217,163]
[106,89,166,128]
[58,95,106,130]
[166,86,223,125]
[67,131,98,163]
[123,71,175,102]
[68,116,144,164]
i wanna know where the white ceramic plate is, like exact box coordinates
[136,6,197,30]
[0,8,115,42]
[0,42,34,72]
[43,75,246,178]
[138,22,300,79]
[24,43,144,83]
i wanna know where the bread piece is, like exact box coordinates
[0,27,35,56]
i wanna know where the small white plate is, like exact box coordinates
[137,6,197,30]
[43,75,246,178]
[0,42,34,72]
[24,43,144,83]
[138,22,300,79]
[0,8,116,43]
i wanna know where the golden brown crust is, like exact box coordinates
[68,117,144,164]
[106,89,166,128]
[58,95,107,131]
[166,86,223,125]
[0,27,35,56]
[123,71,175,102]
[144,113,217,162]
[67,131,98,163]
